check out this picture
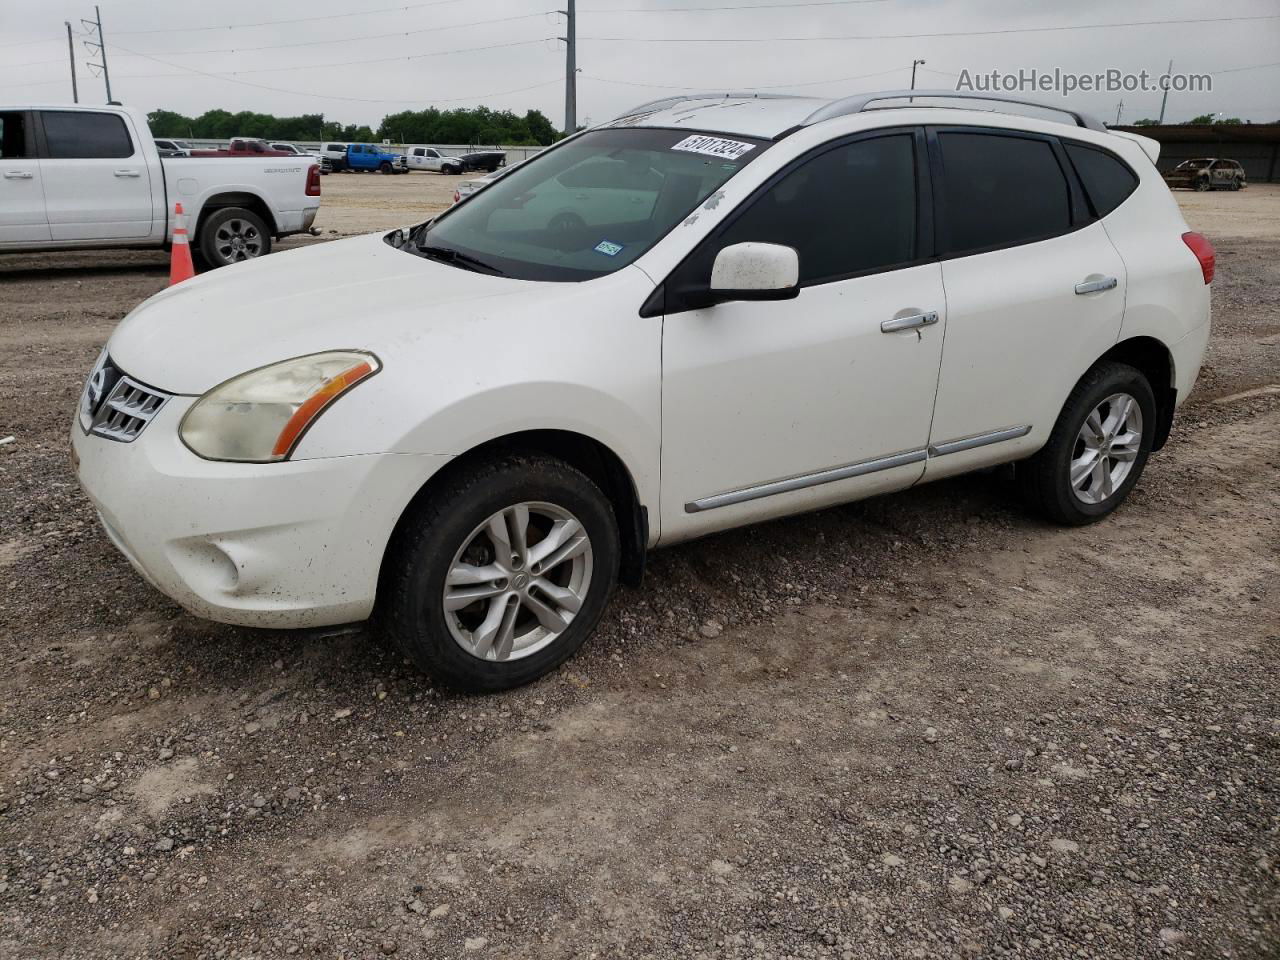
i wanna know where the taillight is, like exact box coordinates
[306,164,321,197]
[1182,231,1214,284]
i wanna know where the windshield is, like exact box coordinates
[1177,160,1212,170]
[415,127,769,281]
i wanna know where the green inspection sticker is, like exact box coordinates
[594,240,624,257]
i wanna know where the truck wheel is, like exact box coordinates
[442,164,458,176]
[200,207,271,267]
[380,162,393,175]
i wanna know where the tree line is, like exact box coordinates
[146,106,562,146]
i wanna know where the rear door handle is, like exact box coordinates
[4,171,34,179]
[113,169,141,178]
[881,311,939,333]
[1074,276,1118,295]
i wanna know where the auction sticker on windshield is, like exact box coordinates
[671,135,757,160]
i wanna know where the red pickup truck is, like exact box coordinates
[190,137,295,158]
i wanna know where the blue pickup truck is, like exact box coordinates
[324,143,407,174]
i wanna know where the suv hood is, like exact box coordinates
[107,233,525,394]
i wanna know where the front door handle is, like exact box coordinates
[881,311,939,333]
[1074,276,1118,295]
[113,169,141,178]
[4,171,34,179]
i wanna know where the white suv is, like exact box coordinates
[72,91,1214,692]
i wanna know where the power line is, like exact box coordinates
[582,0,889,9]
[109,37,557,80]
[111,12,557,58]
[112,0,479,34]
[586,65,905,91]
[582,13,1280,43]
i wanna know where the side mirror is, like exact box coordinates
[706,242,800,304]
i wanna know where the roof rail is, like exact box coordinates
[801,89,1107,132]
[613,92,804,121]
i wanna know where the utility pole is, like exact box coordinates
[910,59,926,103]
[1157,59,1173,125]
[1114,99,1123,125]
[65,22,78,103]
[560,0,577,135]
[81,5,112,103]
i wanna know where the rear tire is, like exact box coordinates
[198,207,271,268]
[1017,362,1156,526]
[379,454,620,693]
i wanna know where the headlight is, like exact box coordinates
[180,351,380,462]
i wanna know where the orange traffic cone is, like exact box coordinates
[169,202,195,286]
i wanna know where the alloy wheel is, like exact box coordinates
[443,502,593,662]
[1069,392,1143,504]
[213,219,263,262]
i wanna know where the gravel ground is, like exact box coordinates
[0,180,1277,960]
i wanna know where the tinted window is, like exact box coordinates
[715,134,917,284]
[1,112,29,158]
[1065,143,1138,218]
[938,132,1070,254]
[42,111,133,159]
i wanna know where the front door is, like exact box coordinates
[0,111,49,245]
[38,110,154,241]
[660,130,946,542]
[923,127,1127,481]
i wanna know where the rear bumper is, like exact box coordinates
[72,398,451,628]
[277,206,320,236]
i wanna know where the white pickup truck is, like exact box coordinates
[404,146,506,175]
[0,104,321,267]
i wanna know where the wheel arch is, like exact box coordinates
[196,191,279,240]
[383,429,649,590]
[1092,336,1177,450]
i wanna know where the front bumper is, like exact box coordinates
[72,397,451,628]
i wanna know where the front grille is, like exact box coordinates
[80,353,171,443]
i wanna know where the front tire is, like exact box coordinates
[1017,362,1156,526]
[199,207,271,267]
[380,454,620,692]
[1195,177,1211,192]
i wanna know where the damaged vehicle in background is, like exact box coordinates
[71,91,1213,693]
[1161,157,1247,191]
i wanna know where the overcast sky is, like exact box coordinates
[3,0,1278,131]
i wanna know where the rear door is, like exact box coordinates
[923,126,1126,480]
[0,110,49,244]
[37,109,154,240]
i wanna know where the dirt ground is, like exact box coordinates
[0,178,1277,960]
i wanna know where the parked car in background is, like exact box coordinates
[0,105,320,267]
[1162,158,1247,191]
[71,90,1213,693]
[191,137,295,158]
[153,137,192,157]
[320,141,348,172]
[452,167,505,203]
[405,145,506,174]
[342,143,407,174]
[269,142,308,156]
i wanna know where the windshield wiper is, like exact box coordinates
[416,243,505,276]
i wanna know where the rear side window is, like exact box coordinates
[715,133,917,284]
[1,112,29,158]
[1064,143,1139,218]
[42,111,134,159]
[938,131,1070,254]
